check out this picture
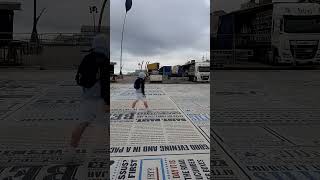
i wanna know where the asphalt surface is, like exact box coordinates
[110,83,210,179]
[0,70,210,179]
[0,69,319,180]
[212,70,320,180]
[115,75,204,84]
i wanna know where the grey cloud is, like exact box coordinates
[111,0,210,58]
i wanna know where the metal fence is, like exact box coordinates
[0,32,105,66]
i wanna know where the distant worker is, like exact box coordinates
[132,72,149,110]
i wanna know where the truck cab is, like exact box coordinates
[194,62,210,82]
[272,3,320,64]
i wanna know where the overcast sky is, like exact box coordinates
[111,0,210,73]
[12,0,210,73]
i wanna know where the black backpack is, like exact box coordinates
[134,78,141,89]
[76,53,99,88]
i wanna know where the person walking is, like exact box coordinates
[64,34,109,164]
[132,72,149,110]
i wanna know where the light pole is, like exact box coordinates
[120,12,128,76]
[120,0,133,77]
[98,0,109,33]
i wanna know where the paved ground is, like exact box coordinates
[214,61,320,70]
[115,75,205,84]
[0,70,210,179]
[212,70,320,180]
[1,69,319,180]
[110,83,210,179]
[0,70,106,179]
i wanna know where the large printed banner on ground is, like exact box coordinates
[110,84,211,178]
[212,72,320,180]
[110,154,210,180]
[110,144,210,156]
[211,137,250,180]
[212,126,320,180]
[171,96,210,138]
[0,157,108,180]
[222,146,320,180]
[0,77,211,179]
[0,80,49,121]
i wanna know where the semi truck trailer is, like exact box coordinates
[214,2,320,65]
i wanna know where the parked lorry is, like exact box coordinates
[147,63,160,71]
[149,73,163,83]
[171,65,185,77]
[214,2,320,65]
[182,60,210,82]
[159,66,172,76]
[110,62,117,82]
[147,62,162,83]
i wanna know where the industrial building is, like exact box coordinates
[0,2,21,44]
[0,2,22,65]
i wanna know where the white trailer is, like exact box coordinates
[149,74,163,83]
[216,2,320,65]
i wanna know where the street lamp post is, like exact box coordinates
[120,12,128,76]
[98,0,109,33]
[119,0,133,77]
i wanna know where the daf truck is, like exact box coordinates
[214,2,320,65]
[146,63,162,83]
[183,60,210,82]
